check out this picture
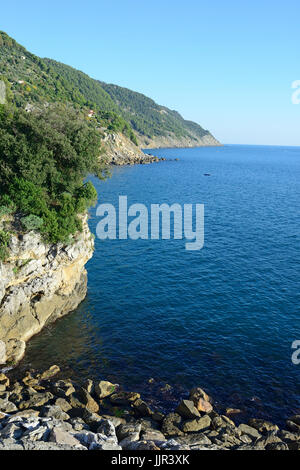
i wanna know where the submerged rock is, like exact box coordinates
[39,365,60,381]
[133,399,153,417]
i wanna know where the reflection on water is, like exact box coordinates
[19,145,300,425]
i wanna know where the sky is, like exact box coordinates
[1,0,300,146]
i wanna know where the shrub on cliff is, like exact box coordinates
[0,205,14,218]
[0,103,105,243]
[21,214,44,231]
[0,230,10,261]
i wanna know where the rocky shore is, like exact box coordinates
[0,365,299,451]
[140,132,221,150]
[101,132,180,166]
[101,132,162,166]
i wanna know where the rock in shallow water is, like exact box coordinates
[110,391,140,406]
[238,423,261,440]
[189,387,212,404]
[77,388,99,414]
[176,400,200,419]
[248,418,279,435]
[94,380,117,399]
[52,380,75,398]
[194,398,213,413]
[0,366,295,451]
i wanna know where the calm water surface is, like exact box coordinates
[21,145,300,424]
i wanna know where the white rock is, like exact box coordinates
[0,341,7,364]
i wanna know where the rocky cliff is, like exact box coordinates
[101,131,216,166]
[102,133,162,165]
[140,131,221,149]
[0,216,94,366]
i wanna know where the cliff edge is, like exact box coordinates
[0,216,94,366]
[102,132,162,165]
[140,131,221,149]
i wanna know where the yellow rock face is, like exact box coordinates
[0,216,94,365]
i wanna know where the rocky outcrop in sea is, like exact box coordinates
[101,131,221,167]
[101,133,162,166]
[0,365,299,451]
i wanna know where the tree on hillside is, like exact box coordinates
[0,103,108,243]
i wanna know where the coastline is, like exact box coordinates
[0,145,298,450]
[0,364,298,450]
[142,143,223,150]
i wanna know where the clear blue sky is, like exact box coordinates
[1,0,300,145]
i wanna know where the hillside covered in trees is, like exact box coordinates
[0,30,220,253]
[0,31,219,148]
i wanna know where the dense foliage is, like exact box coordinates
[0,30,215,256]
[0,30,211,144]
[0,230,10,261]
[100,83,210,140]
[0,31,138,145]
[0,103,105,244]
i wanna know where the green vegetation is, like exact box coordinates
[0,204,14,217]
[113,407,126,418]
[0,31,138,145]
[0,30,216,254]
[21,215,44,231]
[0,230,10,261]
[0,103,105,245]
[100,83,209,140]
[0,30,212,145]
[12,258,32,275]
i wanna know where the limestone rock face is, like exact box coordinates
[0,216,94,365]
[140,132,221,149]
[102,132,159,165]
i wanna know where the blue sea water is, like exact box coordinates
[21,145,300,424]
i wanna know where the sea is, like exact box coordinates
[20,144,300,425]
